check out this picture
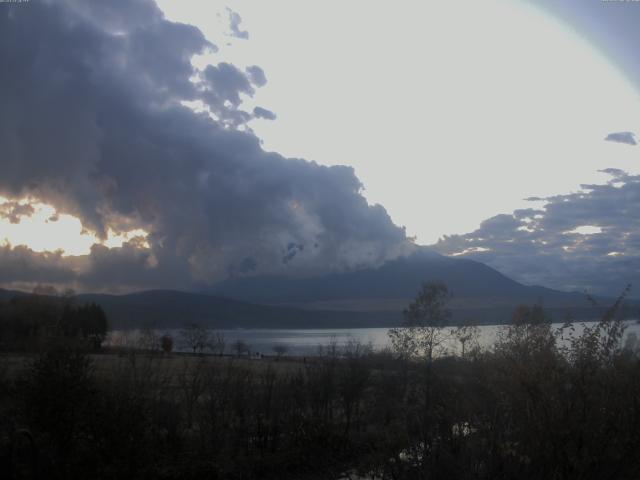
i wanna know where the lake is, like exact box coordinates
[107,320,640,356]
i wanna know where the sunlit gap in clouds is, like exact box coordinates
[0,196,150,256]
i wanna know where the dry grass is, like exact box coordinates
[0,350,307,384]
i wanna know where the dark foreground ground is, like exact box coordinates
[2,316,640,480]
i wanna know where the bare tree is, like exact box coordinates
[272,344,288,360]
[180,324,210,354]
[389,282,452,362]
[137,327,160,353]
[208,331,226,356]
[233,339,249,357]
[451,321,480,358]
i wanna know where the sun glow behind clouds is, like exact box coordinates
[0,197,150,256]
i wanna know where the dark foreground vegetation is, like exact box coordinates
[0,289,107,353]
[1,285,640,479]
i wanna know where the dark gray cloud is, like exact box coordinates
[200,62,255,126]
[246,65,267,87]
[0,241,187,294]
[433,169,640,297]
[0,201,35,224]
[227,7,249,40]
[0,0,410,292]
[253,106,277,120]
[605,131,637,145]
[0,246,78,286]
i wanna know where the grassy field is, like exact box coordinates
[1,349,307,384]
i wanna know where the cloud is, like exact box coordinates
[253,106,277,120]
[605,131,637,145]
[433,169,640,296]
[199,62,256,126]
[0,245,78,286]
[0,0,410,292]
[227,7,249,40]
[0,201,35,224]
[246,65,267,87]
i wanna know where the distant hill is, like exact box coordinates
[75,290,398,329]
[210,249,623,324]
[0,288,398,329]
[0,288,28,301]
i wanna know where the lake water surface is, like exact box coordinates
[108,320,640,356]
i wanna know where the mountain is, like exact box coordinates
[0,251,630,329]
[0,288,27,301]
[210,249,616,324]
[0,287,397,329]
[212,250,524,303]
[74,290,395,329]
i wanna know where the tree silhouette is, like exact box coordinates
[389,281,451,361]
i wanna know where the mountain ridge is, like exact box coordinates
[1,251,631,329]
[210,250,602,309]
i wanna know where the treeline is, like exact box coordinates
[1,284,639,478]
[0,289,108,351]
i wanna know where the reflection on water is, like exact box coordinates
[106,320,640,356]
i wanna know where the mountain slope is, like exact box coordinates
[210,249,611,322]
[75,290,396,329]
[0,288,27,301]
[0,288,395,329]
[212,250,585,304]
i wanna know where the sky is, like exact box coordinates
[156,0,640,243]
[0,0,639,296]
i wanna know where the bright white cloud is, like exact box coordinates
[566,225,603,235]
[156,0,640,244]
